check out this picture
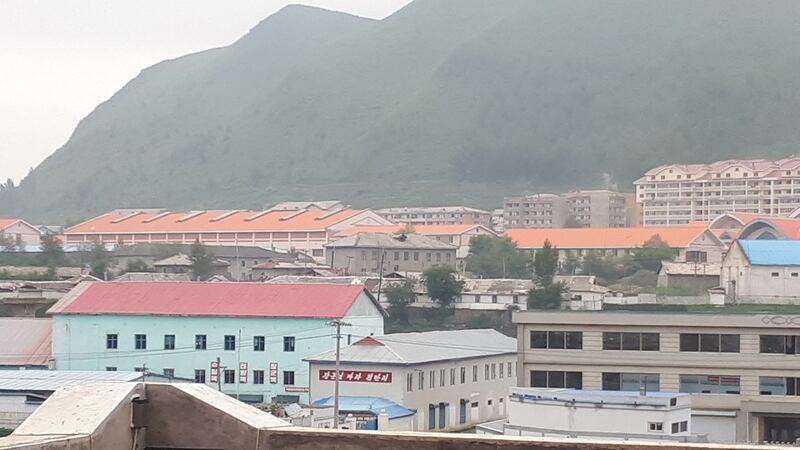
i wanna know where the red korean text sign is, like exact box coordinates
[319,370,392,383]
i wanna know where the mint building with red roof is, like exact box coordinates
[48,281,385,404]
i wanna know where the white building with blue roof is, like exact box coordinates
[722,240,800,303]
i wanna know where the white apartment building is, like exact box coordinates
[304,329,517,432]
[375,206,493,228]
[635,158,800,226]
[514,311,800,444]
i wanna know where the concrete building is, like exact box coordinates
[0,370,177,429]
[657,262,721,292]
[514,310,800,444]
[722,240,800,303]
[335,224,497,259]
[635,158,800,226]
[479,388,699,442]
[0,318,51,370]
[63,208,392,258]
[304,329,517,432]
[48,281,385,404]
[0,219,42,249]
[375,206,493,228]
[504,190,632,229]
[325,233,457,275]
[151,253,230,278]
[505,225,726,265]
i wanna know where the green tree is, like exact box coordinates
[125,259,153,273]
[422,266,464,310]
[633,234,677,272]
[528,239,565,310]
[465,235,528,278]
[528,283,566,310]
[190,240,215,281]
[88,242,111,279]
[38,234,65,267]
[383,280,417,322]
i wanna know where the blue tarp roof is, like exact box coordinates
[740,240,800,266]
[312,396,416,419]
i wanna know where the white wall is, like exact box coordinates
[0,394,41,429]
[692,413,736,443]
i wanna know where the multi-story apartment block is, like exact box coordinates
[375,206,493,228]
[514,311,800,444]
[504,190,631,228]
[635,158,800,226]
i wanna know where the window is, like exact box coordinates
[459,400,467,424]
[312,249,323,257]
[450,368,455,385]
[507,362,513,378]
[223,369,235,384]
[106,367,117,371]
[680,334,739,353]
[472,365,478,382]
[430,370,435,389]
[530,331,582,349]
[426,253,432,262]
[414,252,419,261]
[760,335,799,354]
[485,364,489,380]
[460,367,466,384]
[195,334,207,350]
[106,334,118,349]
[648,422,664,433]
[224,335,236,351]
[491,363,497,380]
[163,368,175,378]
[679,375,740,394]
[283,336,296,352]
[771,272,780,277]
[403,251,409,261]
[407,373,413,392]
[135,334,147,350]
[283,371,295,385]
[418,371,425,390]
[253,370,265,385]
[164,334,175,350]
[530,371,582,389]
[602,332,659,351]
[685,251,708,263]
[440,369,445,387]
[194,369,206,383]
[760,377,800,396]
[428,404,436,430]
[680,421,688,432]
[602,373,660,392]
[253,336,265,351]
[499,364,503,379]
[394,251,400,260]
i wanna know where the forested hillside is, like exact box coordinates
[3,0,800,222]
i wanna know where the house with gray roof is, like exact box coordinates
[325,233,457,275]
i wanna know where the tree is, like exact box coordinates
[464,235,528,278]
[422,266,464,310]
[0,233,14,252]
[125,259,153,273]
[88,242,111,279]
[38,234,65,267]
[528,283,565,310]
[633,234,676,272]
[528,239,565,310]
[190,240,215,281]
[383,280,417,322]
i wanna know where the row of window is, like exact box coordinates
[106,367,296,385]
[360,250,452,263]
[106,334,294,352]
[406,362,514,392]
[530,331,800,355]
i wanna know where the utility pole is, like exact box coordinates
[328,319,351,428]
[215,356,224,392]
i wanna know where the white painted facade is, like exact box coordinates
[721,241,800,303]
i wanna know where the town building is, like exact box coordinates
[375,206,493,228]
[62,208,392,258]
[504,190,633,229]
[657,262,721,292]
[635,158,800,226]
[0,318,51,370]
[721,240,800,303]
[335,224,496,259]
[48,281,385,404]
[479,388,699,443]
[513,310,800,443]
[0,219,42,249]
[0,370,177,429]
[505,225,725,265]
[325,233,457,275]
[152,253,230,278]
[309,396,416,431]
[304,329,517,432]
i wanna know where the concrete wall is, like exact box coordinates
[0,395,39,429]
[0,222,41,248]
[327,247,457,275]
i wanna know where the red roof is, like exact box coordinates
[0,219,21,230]
[336,224,488,236]
[505,226,710,249]
[64,209,368,234]
[0,318,52,367]
[49,282,373,319]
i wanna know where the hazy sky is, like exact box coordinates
[0,0,411,184]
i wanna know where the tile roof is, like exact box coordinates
[0,318,52,367]
[505,226,710,249]
[0,219,22,230]
[335,224,491,237]
[305,329,516,365]
[739,240,800,266]
[312,396,416,419]
[48,281,372,319]
[64,209,368,234]
[326,233,456,250]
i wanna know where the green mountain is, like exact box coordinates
[4,0,800,223]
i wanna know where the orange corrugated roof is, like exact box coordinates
[758,217,800,240]
[505,226,709,249]
[335,224,482,236]
[65,209,365,234]
[0,219,21,230]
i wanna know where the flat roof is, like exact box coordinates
[513,310,800,329]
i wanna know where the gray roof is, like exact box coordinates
[326,233,456,250]
[0,370,167,392]
[268,200,345,211]
[660,262,721,276]
[462,278,533,295]
[305,329,516,365]
[153,253,229,267]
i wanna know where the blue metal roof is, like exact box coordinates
[312,396,416,419]
[739,240,800,266]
